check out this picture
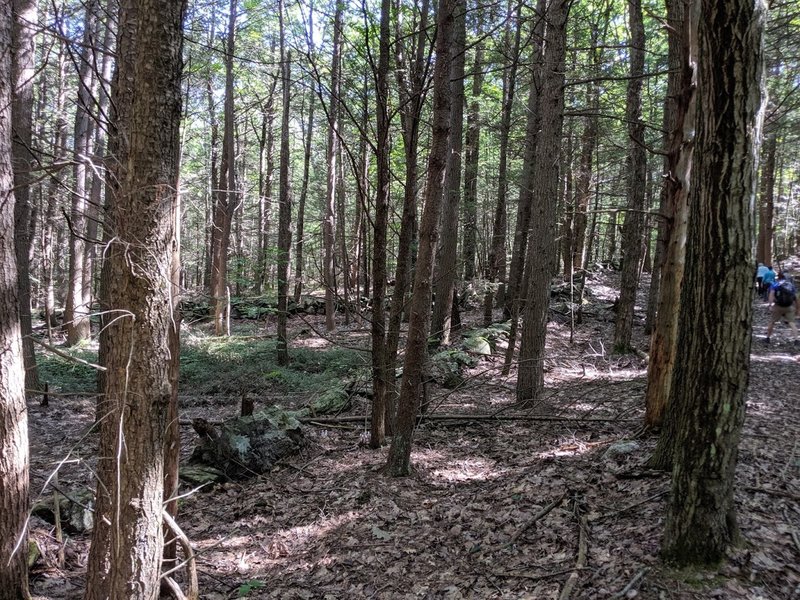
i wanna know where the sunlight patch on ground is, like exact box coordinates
[750,353,798,364]
[433,457,503,482]
[536,434,609,459]
[293,337,332,349]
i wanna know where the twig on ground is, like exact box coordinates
[745,486,800,502]
[494,567,588,582]
[559,497,589,600]
[612,567,650,598]
[590,489,668,522]
[509,492,567,545]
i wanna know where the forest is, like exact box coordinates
[0,0,799,598]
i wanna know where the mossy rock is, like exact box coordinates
[179,465,227,486]
[190,408,304,479]
[32,489,94,533]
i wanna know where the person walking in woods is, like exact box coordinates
[756,262,768,296]
[761,265,777,300]
[765,271,799,344]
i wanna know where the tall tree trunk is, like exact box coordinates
[612,0,646,352]
[384,0,430,432]
[643,0,693,431]
[661,0,764,565]
[85,0,186,597]
[12,0,39,393]
[431,0,465,346]
[387,0,455,476]
[370,0,392,448]
[0,1,30,594]
[293,87,314,302]
[324,1,343,332]
[65,0,99,346]
[276,4,292,366]
[203,6,220,293]
[41,41,69,342]
[460,8,484,281]
[516,0,571,403]
[484,0,521,324]
[756,132,776,265]
[502,0,547,375]
[210,0,237,336]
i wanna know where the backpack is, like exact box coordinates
[774,280,796,307]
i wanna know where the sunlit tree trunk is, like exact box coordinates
[65,0,99,346]
[387,0,455,476]
[516,0,571,403]
[210,0,237,336]
[11,0,39,394]
[661,0,764,565]
[644,0,693,431]
[0,2,30,594]
[85,0,186,597]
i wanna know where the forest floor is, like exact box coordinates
[26,265,800,600]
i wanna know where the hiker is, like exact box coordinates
[765,271,799,344]
[761,265,777,299]
[756,262,768,296]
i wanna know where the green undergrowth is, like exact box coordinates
[180,335,367,396]
[36,335,366,400]
[37,350,98,394]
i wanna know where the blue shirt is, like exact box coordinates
[763,269,777,285]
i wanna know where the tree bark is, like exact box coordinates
[276,3,292,366]
[85,0,186,597]
[661,0,765,566]
[387,0,455,476]
[12,0,39,393]
[430,0,465,346]
[460,8,485,282]
[643,0,693,431]
[516,0,571,403]
[612,0,647,352]
[369,0,392,448]
[0,1,30,595]
[210,0,238,336]
[501,0,546,375]
[484,0,521,324]
[756,132,776,265]
[324,1,343,332]
[293,85,314,302]
[65,0,99,346]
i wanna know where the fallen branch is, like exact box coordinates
[509,492,567,545]
[494,567,588,582]
[612,567,650,598]
[299,414,638,425]
[590,489,668,522]
[559,498,589,600]
[161,511,199,600]
[31,337,106,371]
[745,486,800,502]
